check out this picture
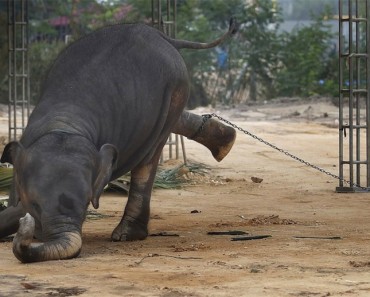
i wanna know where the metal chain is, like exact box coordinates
[204,113,369,192]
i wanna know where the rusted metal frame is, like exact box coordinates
[7,0,29,141]
[173,0,177,38]
[152,0,186,165]
[338,0,370,191]
[8,0,17,141]
[163,0,176,38]
[338,0,345,189]
[355,0,361,186]
[7,0,12,141]
[352,0,369,187]
[21,0,30,133]
[338,0,355,190]
[366,0,370,187]
[157,0,161,30]
[352,0,369,189]
[348,0,354,187]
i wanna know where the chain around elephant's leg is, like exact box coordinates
[173,111,236,162]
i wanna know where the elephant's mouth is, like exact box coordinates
[13,213,82,263]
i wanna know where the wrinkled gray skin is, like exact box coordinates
[0,20,237,263]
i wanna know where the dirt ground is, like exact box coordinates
[1,98,370,297]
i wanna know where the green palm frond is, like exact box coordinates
[0,167,12,192]
[108,162,210,193]
[0,167,13,210]
[154,162,210,189]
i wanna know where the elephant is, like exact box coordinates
[0,19,237,263]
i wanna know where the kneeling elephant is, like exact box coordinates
[0,20,237,263]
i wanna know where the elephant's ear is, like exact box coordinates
[91,144,118,209]
[1,141,22,164]
[1,141,23,207]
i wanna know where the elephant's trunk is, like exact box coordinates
[13,213,82,263]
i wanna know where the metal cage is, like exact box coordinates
[152,0,187,165]
[7,0,30,142]
[337,0,370,192]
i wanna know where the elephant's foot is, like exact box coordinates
[111,217,148,242]
[174,111,236,162]
[190,117,236,162]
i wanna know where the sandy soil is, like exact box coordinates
[1,98,370,297]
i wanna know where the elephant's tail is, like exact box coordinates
[167,18,238,50]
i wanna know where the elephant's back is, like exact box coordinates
[27,23,189,168]
[44,23,185,89]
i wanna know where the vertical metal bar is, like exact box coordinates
[339,0,344,188]
[367,0,370,187]
[151,0,155,26]
[153,0,186,164]
[168,134,172,159]
[175,134,179,159]
[21,0,25,131]
[355,0,361,186]
[158,0,161,31]
[180,134,187,165]
[7,0,12,142]
[348,0,354,186]
[12,0,17,141]
[25,0,30,120]
[7,0,29,142]
[173,0,177,38]
[167,0,171,36]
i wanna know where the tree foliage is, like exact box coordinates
[275,11,337,97]
[0,11,8,103]
[232,0,282,102]
[282,0,337,21]
[29,41,66,101]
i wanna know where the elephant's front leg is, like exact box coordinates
[111,156,160,242]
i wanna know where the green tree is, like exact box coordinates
[275,11,337,97]
[0,0,342,107]
[230,0,282,102]
[29,41,66,102]
[126,0,282,105]
[126,0,240,108]
[25,0,134,103]
[176,1,223,107]
[0,10,8,103]
[282,0,337,21]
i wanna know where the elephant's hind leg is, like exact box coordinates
[0,204,25,238]
[173,111,236,161]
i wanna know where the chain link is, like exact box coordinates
[204,113,370,192]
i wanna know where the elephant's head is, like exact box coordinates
[1,133,117,263]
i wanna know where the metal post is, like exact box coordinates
[7,0,30,142]
[337,0,370,192]
[152,0,187,165]
[367,0,370,187]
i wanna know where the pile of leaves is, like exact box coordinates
[0,167,12,210]
[107,162,210,193]
[0,199,6,211]
[0,167,12,191]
